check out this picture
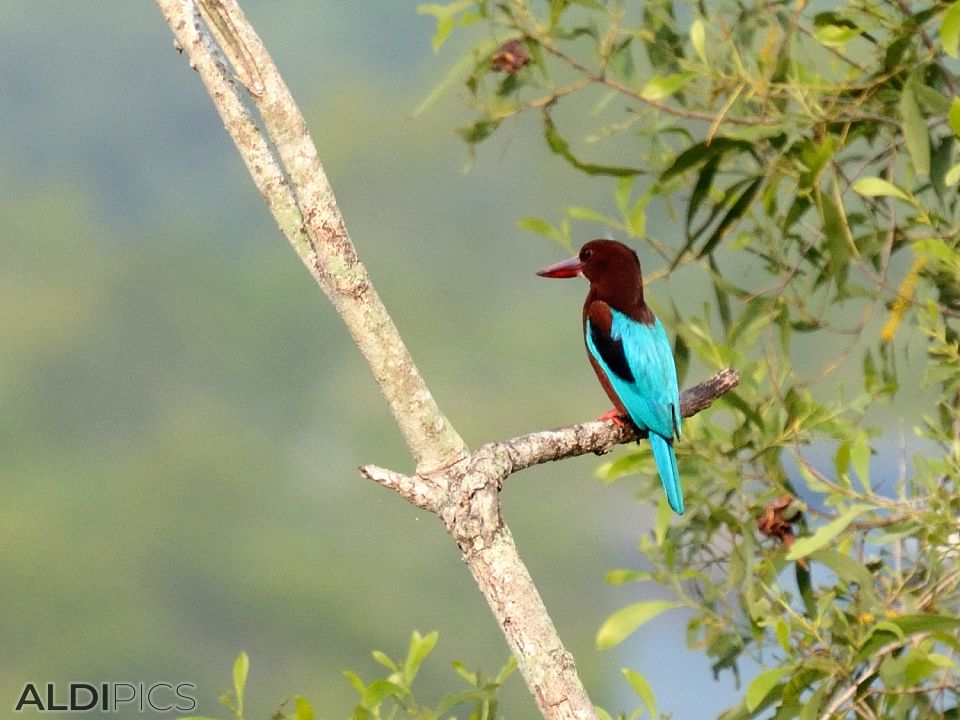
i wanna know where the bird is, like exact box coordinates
[537,239,684,514]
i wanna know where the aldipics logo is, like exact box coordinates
[13,682,197,713]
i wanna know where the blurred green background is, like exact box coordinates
[0,3,789,718]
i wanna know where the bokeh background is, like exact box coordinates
[5,3,913,718]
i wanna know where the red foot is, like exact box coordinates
[598,408,626,427]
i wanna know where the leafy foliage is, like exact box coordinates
[179,636,516,720]
[423,0,960,717]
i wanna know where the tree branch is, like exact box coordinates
[153,3,740,719]
[156,0,467,474]
[499,368,740,473]
[362,368,739,508]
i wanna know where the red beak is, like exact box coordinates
[537,255,583,278]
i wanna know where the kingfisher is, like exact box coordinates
[538,239,683,514]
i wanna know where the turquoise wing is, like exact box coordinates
[586,305,683,513]
[586,307,681,439]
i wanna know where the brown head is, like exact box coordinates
[537,239,650,321]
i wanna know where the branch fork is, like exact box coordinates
[363,367,741,550]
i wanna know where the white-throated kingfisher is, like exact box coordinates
[538,239,684,514]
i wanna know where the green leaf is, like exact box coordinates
[371,650,397,671]
[850,432,871,492]
[946,163,960,186]
[457,118,502,145]
[418,0,476,51]
[640,73,693,101]
[797,136,835,190]
[949,98,960,138]
[810,549,882,610]
[814,22,859,46]
[433,16,455,51]
[798,683,829,720]
[414,37,501,116]
[659,137,752,183]
[914,237,960,267]
[813,12,862,46]
[698,176,763,258]
[677,178,748,264]
[786,504,873,560]
[943,1,960,58]
[746,667,789,712]
[655,494,672,546]
[567,206,615,225]
[596,600,683,650]
[642,2,686,73]
[927,652,958,668]
[615,175,634,217]
[434,688,497,715]
[495,654,518,684]
[351,706,373,720]
[891,614,960,635]
[904,646,956,686]
[914,84,952,115]
[518,216,567,246]
[933,136,956,194]
[542,112,641,176]
[783,195,811,233]
[835,439,851,478]
[816,180,854,290]
[605,568,653,584]
[232,652,249,716]
[451,660,477,686]
[661,143,716,183]
[858,621,907,662]
[404,630,439,686]
[621,668,657,718]
[626,197,647,238]
[361,679,405,709]
[343,670,367,695]
[797,559,815,619]
[727,296,778,347]
[687,154,720,233]
[851,177,912,202]
[690,18,707,63]
[901,81,931,176]
[608,38,635,83]
[775,619,791,652]
[294,695,315,720]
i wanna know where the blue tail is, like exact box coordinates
[649,432,683,514]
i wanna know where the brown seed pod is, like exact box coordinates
[491,39,530,75]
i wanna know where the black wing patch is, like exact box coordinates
[588,319,635,383]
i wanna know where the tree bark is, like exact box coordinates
[153,3,740,718]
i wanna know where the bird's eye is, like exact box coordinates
[581,248,593,261]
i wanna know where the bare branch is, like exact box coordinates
[500,368,741,473]
[156,0,467,474]
[359,464,443,513]
[362,369,741,506]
